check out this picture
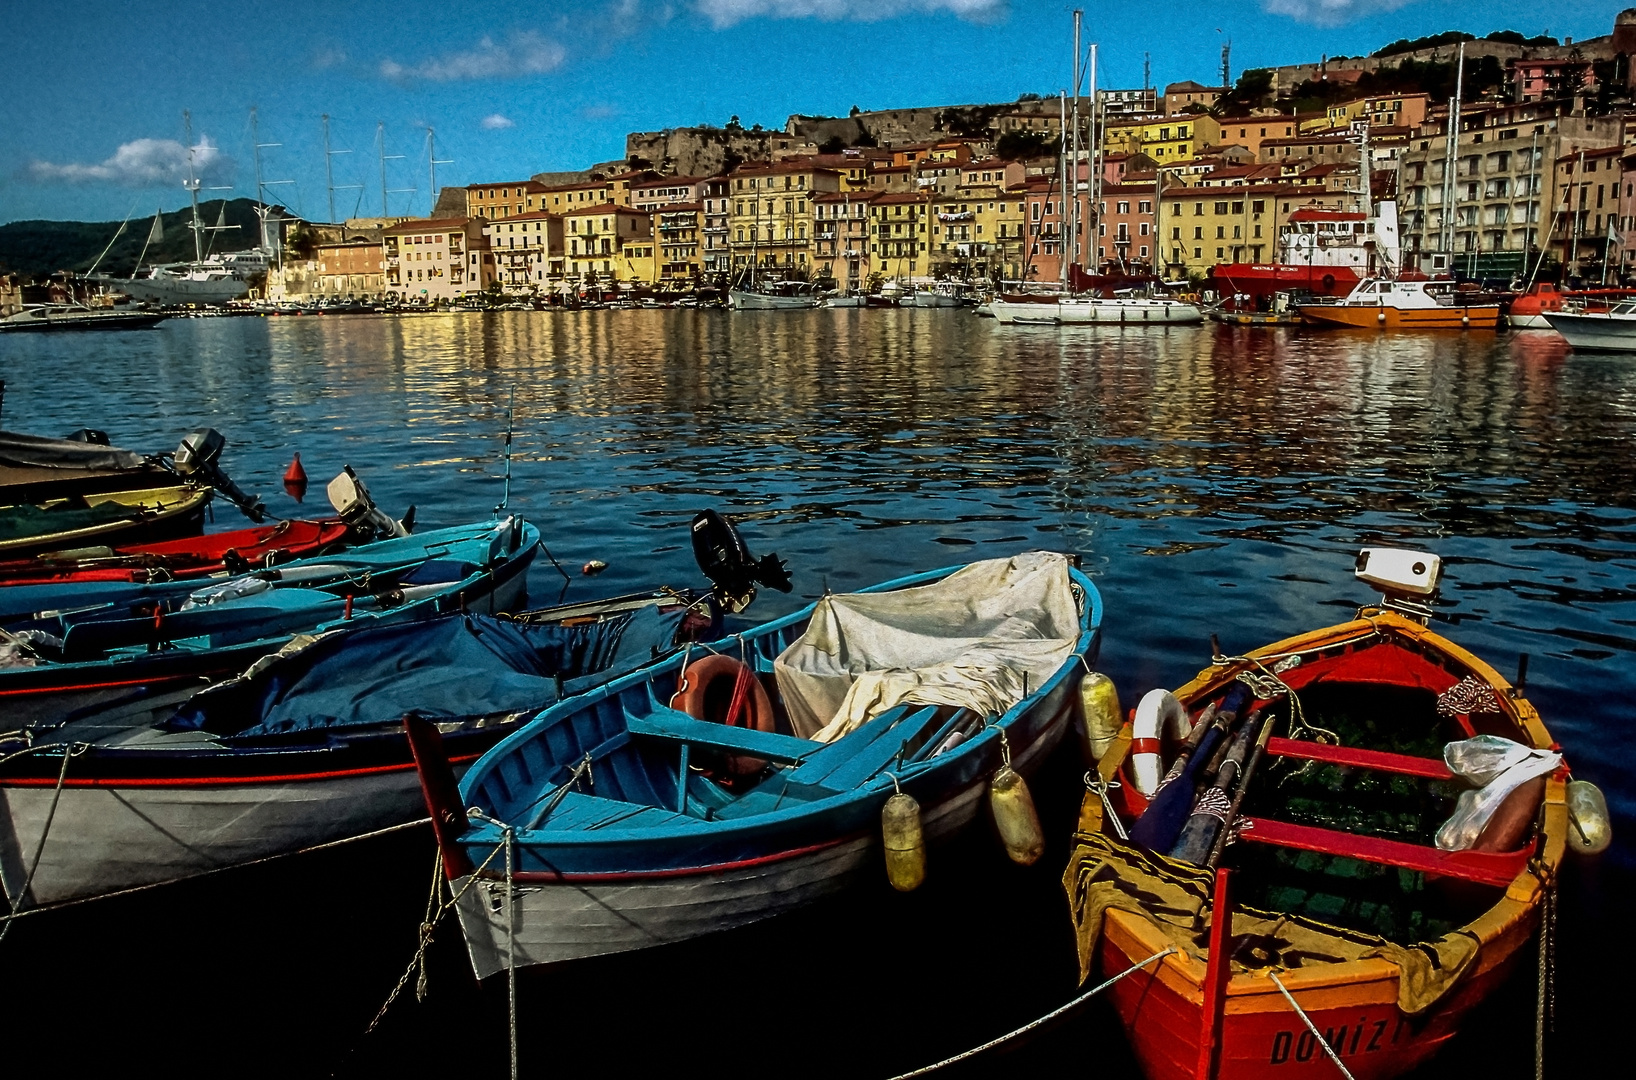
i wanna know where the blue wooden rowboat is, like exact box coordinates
[412,552,1102,977]
[0,516,539,733]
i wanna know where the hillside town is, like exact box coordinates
[235,13,1636,306]
[7,13,1636,314]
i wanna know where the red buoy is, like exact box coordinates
[283,453,309,501]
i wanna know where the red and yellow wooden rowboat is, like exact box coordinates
[1065,607,1568,1080]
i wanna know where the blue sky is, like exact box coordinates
[0,0,1620,225]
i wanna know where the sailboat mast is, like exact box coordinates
[1089,41,1100,275]
[379,122,388,216]
[1059,91,1068,288]
[1070,9,1082,280]
[184,110,203,264]
[324,114,336,225]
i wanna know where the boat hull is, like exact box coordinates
[728,290,819,310]
[1299,304,1501,329]
[1097,905,1532,1080]
[1209,264,1360,300]
[0,763,431,908]
[0,311,168,333]
[1058,300,1204,325]
[1542,311,1636,351]
[449,700,1068,977]
[989,299,1061,325]
[0,485,210,558]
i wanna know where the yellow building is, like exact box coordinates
[870,192,932,280]
[1103,115,1222,164]
[465,180,546,220]
[1158,183,1351,277]
[653,202,705,282]
[538,179,616,214]
[929,184,1026,280]
[562,204,652,284]
[727,162,842,273]
[382,217,489,301]
[619,237,658,284]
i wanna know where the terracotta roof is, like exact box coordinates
[871,192,931,205]
[537,180,614,194]
[1165,81,1223,94]
[729,161,842,177]
[466,180,546,193]
[1556,145,1623,163]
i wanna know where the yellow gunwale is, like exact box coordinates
[0,484,211,554]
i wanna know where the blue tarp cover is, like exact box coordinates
[171,606,684,737]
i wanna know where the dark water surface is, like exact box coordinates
[2,311,1631,1077]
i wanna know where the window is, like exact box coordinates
[1252,200,1265,214]
[1231,201,1244,214]
[1193,226,1203,239]
[1216,247,1224,258]
[1216,226,1225,239]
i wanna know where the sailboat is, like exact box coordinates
[104,114,267,305]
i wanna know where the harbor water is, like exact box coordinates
[1,310,1631,1077]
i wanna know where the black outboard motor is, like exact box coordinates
[173,428,267,523]
[691,509,791,614]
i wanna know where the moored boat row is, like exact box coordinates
[0,414,1615,1080]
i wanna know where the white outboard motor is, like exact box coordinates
[327,466,410,542]
[173,428,266,523]
[1355,546,1442,621]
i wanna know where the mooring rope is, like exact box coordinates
[364,834,510,1035]
[882,947,1177,1080]
[505,826,519,1080]
[1269,972,1357,1080]
[0,742,87,946]
[1535,881,1557,1080]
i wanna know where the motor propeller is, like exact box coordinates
[172,428,267,523]
[691,509,791,614]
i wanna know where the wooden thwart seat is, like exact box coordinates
[1239,816,1531,887]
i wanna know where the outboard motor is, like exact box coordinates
[327,465,411,542]
[173,428,266,523]
[691,509,791,614]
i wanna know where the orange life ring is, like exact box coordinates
[674,654,776,777]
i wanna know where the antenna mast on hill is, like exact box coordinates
[1221,40,1232,89]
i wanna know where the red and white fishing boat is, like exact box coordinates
[1210,203,1399,303]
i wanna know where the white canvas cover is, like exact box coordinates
[773,552,1080,742]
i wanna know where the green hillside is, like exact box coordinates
[0,198,271,277]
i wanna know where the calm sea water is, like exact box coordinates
[1,312,1630,1078]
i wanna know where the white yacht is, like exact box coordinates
[1544,301,1636,352]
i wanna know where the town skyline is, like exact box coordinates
[2,0,1618,225]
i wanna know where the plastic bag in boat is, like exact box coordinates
[1435,734,1561,852]
[773,552,1079,742]
[180,576,273,609]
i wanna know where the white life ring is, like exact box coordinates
[1131,689,1192,796]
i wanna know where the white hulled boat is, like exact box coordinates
[1544,301,1636,351]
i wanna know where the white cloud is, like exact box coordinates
[481,113,517,130]
[1260,0,1417,26]
[28,137,234,188]
[311,45,348,69]
[380,31,566,82]
[694,0,1004,29]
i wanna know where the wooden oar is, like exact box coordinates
[1203,705,1278,871]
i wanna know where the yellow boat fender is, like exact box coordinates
[990,730,1045,865]
[881,773,926,892]
[1076,667,1123,764]
[1565,779,1613,855]
[1131,689,1191,796]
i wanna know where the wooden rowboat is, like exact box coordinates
[0,483,212,558]
[1064,551,1584,1080]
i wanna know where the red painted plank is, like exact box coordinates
[1265,737,1454,780]
[1239,816,1528,887]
